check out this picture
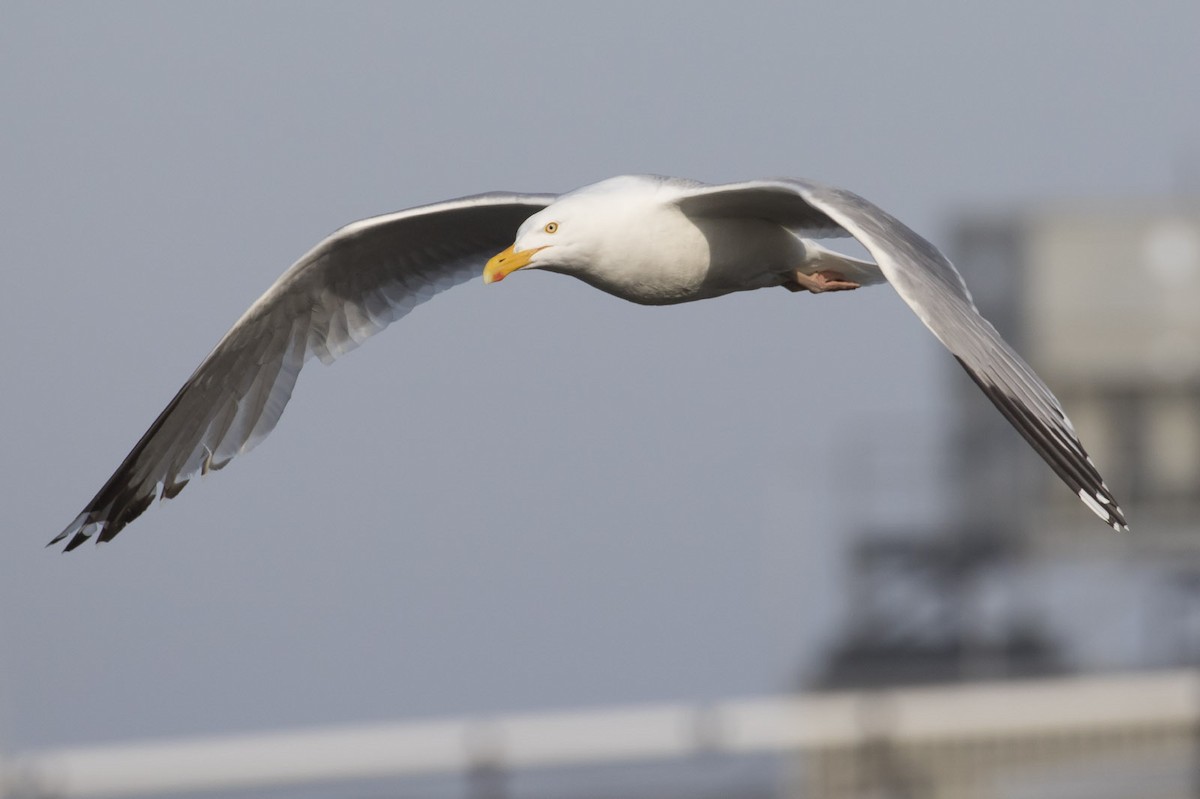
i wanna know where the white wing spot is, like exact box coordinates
[1096,492,1111,505]
[1079,489,1112,522]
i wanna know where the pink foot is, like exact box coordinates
[784,269,861,294]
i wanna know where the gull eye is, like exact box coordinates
[544,221,558,234]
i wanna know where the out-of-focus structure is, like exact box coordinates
[3,672,1197,799]
[954,200,1200,544]
[806,199,1200,797]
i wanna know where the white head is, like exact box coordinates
[482,176,663,284]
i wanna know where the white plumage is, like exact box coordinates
[50,175,1126,550]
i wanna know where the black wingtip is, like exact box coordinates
[955,357,1128,534]
[48,512,88,552]
[63,531,92,552]
[1074,485,1130,532]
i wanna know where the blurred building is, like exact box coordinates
[953,201,1200,544]
[949,200,1200,669]
[802,199,1200,797]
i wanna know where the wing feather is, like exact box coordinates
[52,192,554,550]
[674,179,1127,531]
[674,181,853,240]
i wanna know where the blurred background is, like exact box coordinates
[3,2,1200,797]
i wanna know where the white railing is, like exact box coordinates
[3,670,1197,798]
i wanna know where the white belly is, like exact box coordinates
[572,214,806,306]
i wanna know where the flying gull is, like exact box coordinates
[50,175,1128,550]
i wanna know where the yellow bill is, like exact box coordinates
[483,244,546,284]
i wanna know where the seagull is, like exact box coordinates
[50,175,1128,551]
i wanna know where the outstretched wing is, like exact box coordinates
[675,179,1128,531]
[52,192,555,550]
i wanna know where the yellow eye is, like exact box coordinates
[544,221,558,234]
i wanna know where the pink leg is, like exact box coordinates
[783,269,861,294]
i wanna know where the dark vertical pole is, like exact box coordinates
[468,763,508,799]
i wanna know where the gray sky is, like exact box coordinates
[3,1,1199,754]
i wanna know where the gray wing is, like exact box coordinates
[676,179,1128,532]
[51,192,555,551]
[671,178,853,240]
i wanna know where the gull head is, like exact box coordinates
[483,199,593,284]
[483,176,662,285]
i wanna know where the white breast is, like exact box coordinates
[575,205,805,306]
